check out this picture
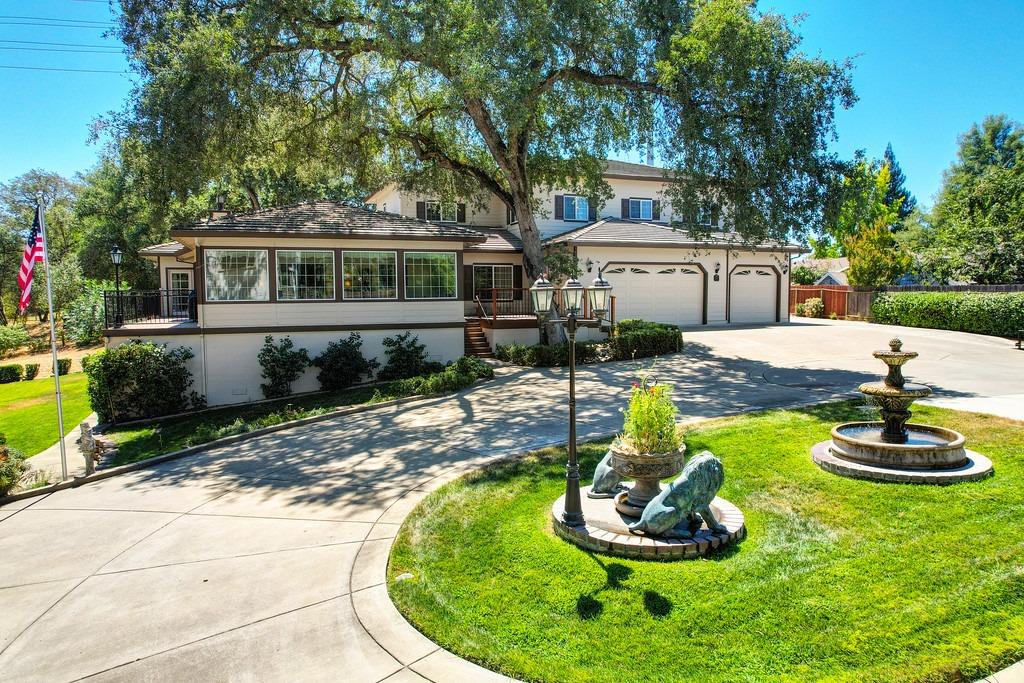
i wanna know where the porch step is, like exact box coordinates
[464,318,494,358]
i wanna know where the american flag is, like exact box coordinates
[17,205,45,313]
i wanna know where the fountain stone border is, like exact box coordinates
[812,441,994,485]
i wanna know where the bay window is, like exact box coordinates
[204,249,269,301]
[405,252,457,299]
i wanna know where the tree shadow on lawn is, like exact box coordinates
[575,553,673,621]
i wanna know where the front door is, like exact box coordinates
[168,270,193,316]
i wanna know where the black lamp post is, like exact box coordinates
[110,245,124,328]
[530,270,613,527]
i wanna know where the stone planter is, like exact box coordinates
[609,440,686,517]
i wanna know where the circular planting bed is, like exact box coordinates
[389,402,1024,683]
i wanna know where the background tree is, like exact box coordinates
[883,143,916,223]
[113,0,854,279]
[845,217,912,286]
[790,263,824,285]
[813,158,901,257]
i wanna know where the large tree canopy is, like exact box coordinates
[114,0,854,278]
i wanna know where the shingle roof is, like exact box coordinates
[795,257,850,273]
[138,240,187,257]
[544,217,805,253]
[170,201,486,242]
[603,159,669,178]
[462,227,523,252]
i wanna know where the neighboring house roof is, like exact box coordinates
[462,227,524,252]
[169,200,486,243]
[138,240,187,257]
[815,271,849,286]
[544,217,805,253]
[602,159,668,180]
[796,257,849,273]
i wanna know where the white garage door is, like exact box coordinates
[729,267,777,323]
[602,265,703,326]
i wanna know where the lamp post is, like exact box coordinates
[110,245,124,328]
[530,270,613,527]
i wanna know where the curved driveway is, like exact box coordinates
[1,319,1020,682]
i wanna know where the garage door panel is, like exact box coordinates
[603,265,703,326]
[729,267,777,324]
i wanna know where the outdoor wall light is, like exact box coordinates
[714,262,721,282]
[585,258,594,273]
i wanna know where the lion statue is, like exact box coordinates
[628,451,727,537]
[588,445,625,498]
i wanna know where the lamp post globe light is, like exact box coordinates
[110,245,124,328]
[529,270,613,527]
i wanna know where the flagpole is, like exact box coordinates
[37,194,68,481]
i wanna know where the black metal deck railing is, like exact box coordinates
[104,289,197,328]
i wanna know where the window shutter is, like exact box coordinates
[588,201,597,221]
[416,201,426,220]
[621,198,630,219]
[513,265,523,300]
[463,265,474,300]
[710,203,720,227]
[652,200,661,221]
[457,203,466,223]
[554,195,564,219]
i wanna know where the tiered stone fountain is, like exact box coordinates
[812,338,994,484]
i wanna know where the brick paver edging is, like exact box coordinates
[0,391,445,507]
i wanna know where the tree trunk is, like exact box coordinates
[243,183,262,211]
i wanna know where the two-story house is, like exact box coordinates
[110,160,800,406]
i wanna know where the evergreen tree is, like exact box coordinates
[883,143,916,222]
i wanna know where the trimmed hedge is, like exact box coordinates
[380,355,494,397]
[871,292,1024,338]
[23,363,39,380]
[0,365,23,383]
[495,320,683,367]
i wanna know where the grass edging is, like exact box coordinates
[0,389,447,506]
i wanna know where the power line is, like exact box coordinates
[0,46,122,53]
[0,39,119,48]
[0,21,112,29]
[0,15,112,25]
[0,64,126,74]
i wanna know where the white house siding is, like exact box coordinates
[574,246,790,327]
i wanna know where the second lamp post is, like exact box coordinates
[530,272,613,527]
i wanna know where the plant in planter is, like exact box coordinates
[605,375,687,516]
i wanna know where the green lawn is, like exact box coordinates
[0,373,92,457]
[103,384,407,467]
[390,402,1024,683]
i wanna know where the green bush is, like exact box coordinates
[621,377,681,453]
[63,282,107,344]
[0,325,29,358]
[871,292,1024,338]
[82,340,204,423]
[0,434,28,496]
[312,333,380,391]
[53,358,72,376]
[0,365,23,383]
[257,335,310,399]
[794,302,806,316]
[377,332,444,381]
[607,322,682,361]
[802,297,825,318]
[23,363,39,380]
[382,355,494,397]
[495,340,601,367]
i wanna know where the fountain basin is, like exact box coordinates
[830,421,967,470]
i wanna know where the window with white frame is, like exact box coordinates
[276,250,335,300]
[342,251,397,299]
[473,264,513,299]
[405,252,457,299]
[563,195,589,221]
[628,198,653,220]
[425,200,457,222]
[695,203,717,227]
[204,249,269,301]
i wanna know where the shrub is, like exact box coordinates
[871,292,1024,338]
[794,302,806,316]
[82,340,204,423]
[27,335,49,354]
[312,333,380,391]
[607,322,682,361]
[620,377,681,454]
[0,325,29,357]
[495,340,601,367]
[802,297,825,318]
[0,434,28,496]
[257,335,310,399]
[53,358,72,376]
[378,332,444,381]
[63,282,107,344]
[23,363,39,380]
[382,355,494,397]
[0,365,23,383]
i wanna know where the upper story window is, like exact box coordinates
[204,249,269,302]
[629,198,653,220]
[696,204,718,227]
[563,195,589,221]
[507,205,518,225]
[405,252,458,299]
[342,251,397,300]
[277,250,335,301]
[419,200,465,223]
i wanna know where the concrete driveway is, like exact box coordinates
[1,319,1020,682]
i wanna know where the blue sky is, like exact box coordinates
[1,1,1022,209]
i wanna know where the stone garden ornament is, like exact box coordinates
[627,451,728,537]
